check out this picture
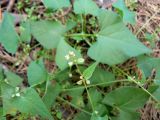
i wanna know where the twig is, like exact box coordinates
[7,0,15,12]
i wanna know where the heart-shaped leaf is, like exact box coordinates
[88,10,151,65]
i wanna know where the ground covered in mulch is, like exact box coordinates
[0,0,160,120]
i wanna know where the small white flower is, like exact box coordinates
[15,87,20,92]
[15,93,21,97]
[11,94,15,98]
[65,55,70,60]
[80,76,83,80]
[86,80,90,85]
[69,73,72,78]
[77,80,83,85]
[94,110,98,114]
[69,51,75,57]
[4,79,9,84]
[68,62,73,67]
[77,58,85,64]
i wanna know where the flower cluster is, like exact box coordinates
[11,87,21,98]
[65,51,84,67]
[76,76,90,85]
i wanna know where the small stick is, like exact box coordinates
[7,0,15,12]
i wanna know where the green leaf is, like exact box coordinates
[31,20,66,49]
[94,104,108,116]
[113,0,136,24]
[102,86,152,120]
[82,62,98,80]
[42,0,71,10]
[43,82,61,109]
[0,12,19,54]
[4,71,22,87]
[90,67,115,85]
[20,21,31,42]
[55,39,82,70]
[91,114,108,120]
[112,110,139,120]
[54,68,70,82]
[88,10,151,65]
[88,88,102,108]
[27,59,47,86]
[137,56,160,79]
[73,112,90,120]
[66,88,85,107]
[73,0,99,16]
[1,83,53,119]
[103,86,150,111]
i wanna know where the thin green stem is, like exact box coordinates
[62,79,130,92]
[113,66,159,103]
[57,97,92,115]
[75,64,95,112]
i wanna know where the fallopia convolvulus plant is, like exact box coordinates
[0,0,160,120]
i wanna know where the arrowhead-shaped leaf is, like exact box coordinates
[0,12,19,54]
[88,10,151,65]
[82,62,98,80]
[42,0,71,10]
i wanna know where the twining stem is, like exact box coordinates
[113,66,159,103]
[75,64,95,112]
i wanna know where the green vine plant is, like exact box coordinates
[0,0,160,120]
